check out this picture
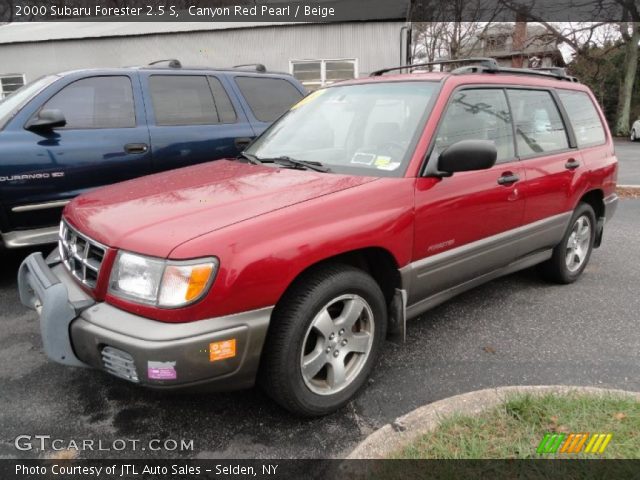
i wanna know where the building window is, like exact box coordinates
[485,35,507,52]
[1,74,25,98]
[290,59,357,90]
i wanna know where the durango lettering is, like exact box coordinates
[0,173,50,182]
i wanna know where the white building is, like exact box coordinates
[0,4,411,97]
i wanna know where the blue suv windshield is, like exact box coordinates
[0,75,59,130]
[245,81,439,177]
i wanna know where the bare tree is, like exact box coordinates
[615,20,639,135]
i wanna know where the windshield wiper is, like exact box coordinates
[258,156,330,173]
[237,152,262,164]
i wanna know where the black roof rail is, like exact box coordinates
[148,59,182,69]
[490,66,578,82]
[233,63,267,73]
[370,58,499,77]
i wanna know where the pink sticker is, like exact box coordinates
[147,361,177,380]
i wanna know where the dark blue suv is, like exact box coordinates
[0,62,306,248]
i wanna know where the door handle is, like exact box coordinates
[124,143,149,154]
[234,137,253,150]
[497,173,520,186]
[565,158,581,170]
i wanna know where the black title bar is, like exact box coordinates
[0,0,637,23]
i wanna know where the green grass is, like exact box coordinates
[391,393,640,459]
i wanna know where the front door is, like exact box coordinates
[1,73,151,232]
[410,88,525,305]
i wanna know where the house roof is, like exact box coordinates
[479,23,552,38]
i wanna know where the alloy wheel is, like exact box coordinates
[300,294,375,395]
[565,214,592,273]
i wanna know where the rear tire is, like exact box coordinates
[541,203,596,284]
[259,264,387,416]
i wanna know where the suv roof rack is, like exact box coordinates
[370,58,499,77]
[233,63,267,73]
[454,64,579,82]
[148,59,182,69]
[372,57,579,83]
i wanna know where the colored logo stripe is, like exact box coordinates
[570,433,589,453]
[537,433,566,453]
[537,433,612,454]
[585,433,613,454]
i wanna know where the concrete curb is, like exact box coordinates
[618,185,640,189]
[347,385,640,459]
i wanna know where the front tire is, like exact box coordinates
[631,129,637,142]
[259,264,387,416]
[541,203,596,284]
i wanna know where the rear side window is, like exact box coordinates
[507,89,569,156]
[149,75,219,126]
[41,76,135,129]
[558,90,606,147]
[235,77,303,122]
[435,88,515,163]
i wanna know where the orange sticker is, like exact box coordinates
[209,339,236,362]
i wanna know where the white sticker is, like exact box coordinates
[351,153,376,165]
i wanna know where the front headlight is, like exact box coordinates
[108,251,218,308]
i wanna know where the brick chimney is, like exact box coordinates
[512,15,527,68]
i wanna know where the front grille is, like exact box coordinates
[58,220,106,289]
[101,346,139,383]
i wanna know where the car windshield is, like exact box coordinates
[0,75,59,130]
[245,81,439,177]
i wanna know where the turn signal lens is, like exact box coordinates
[158,261,217,308]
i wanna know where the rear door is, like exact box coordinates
[411,87,525,304]
[141,73,255,172]
[231,75,305,136]
[0,73,150,232]
[506,88,578,253]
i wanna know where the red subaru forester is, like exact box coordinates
[19,59,618,416]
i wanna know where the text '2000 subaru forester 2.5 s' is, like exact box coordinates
[19,59,618,416]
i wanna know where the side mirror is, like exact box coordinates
[26,109,66,131]
[437,139,497,174]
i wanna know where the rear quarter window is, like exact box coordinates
[235,76,303,122]
[557,90,606,148]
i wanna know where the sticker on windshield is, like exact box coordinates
[290,89,326,110]
[377,161,401,171]
[350,153,376,165]
[374,156,392,167]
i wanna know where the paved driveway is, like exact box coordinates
[1,201,639,459]
[615,138,640,185]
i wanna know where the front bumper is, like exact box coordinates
[18,251,272,390]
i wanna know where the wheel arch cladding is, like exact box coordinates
[578,189,605,247]
[276,247,401,309]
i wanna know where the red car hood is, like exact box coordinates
[64,160,378,257]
